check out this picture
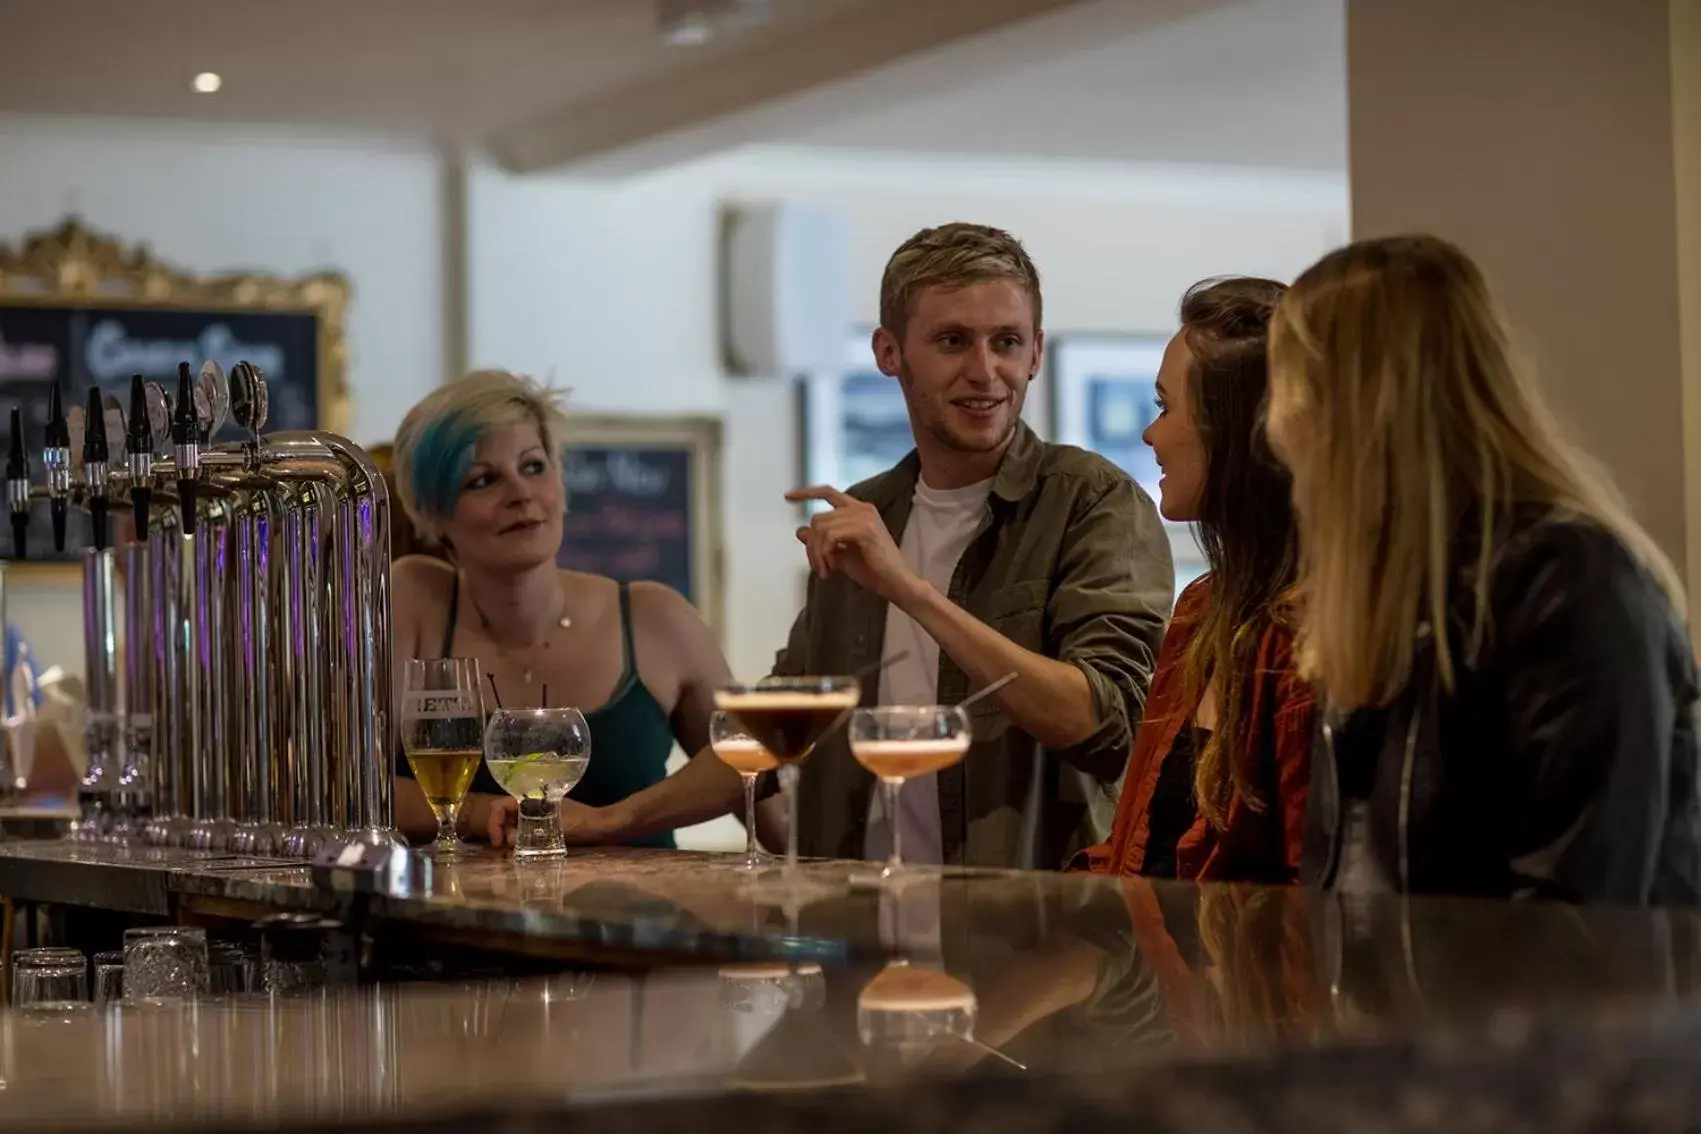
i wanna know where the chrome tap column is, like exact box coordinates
[317,434,396,851]
[186,505,237,852]
[120,537,155,829]
[20,359,401,858]
[279,479,336,859]
[143,511,190,848]
[78,547,121,839]
[75,387,122,840]
[118,376,165,835]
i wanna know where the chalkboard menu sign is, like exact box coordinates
[555,416,724,634]
[0,218,349,570]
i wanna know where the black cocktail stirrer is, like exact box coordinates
[810,651,912,747]
[851,649,911,684]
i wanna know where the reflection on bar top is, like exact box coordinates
[0,889,1694,1128]
[0,841,1698,1125]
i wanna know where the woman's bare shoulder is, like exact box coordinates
[394,556,456,609]
[624,580,731,692]
[626,579,712,635]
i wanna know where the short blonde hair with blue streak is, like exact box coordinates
[392,370,571,544]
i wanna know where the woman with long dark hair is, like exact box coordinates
[1080,277,1313,881]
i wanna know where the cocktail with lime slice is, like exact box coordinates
[483,708,591,859]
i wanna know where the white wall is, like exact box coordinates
[0,113,444,671]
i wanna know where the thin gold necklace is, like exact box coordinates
[466,577,573,685]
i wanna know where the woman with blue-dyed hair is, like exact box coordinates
[390,370,735,848]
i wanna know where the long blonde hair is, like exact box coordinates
[1267,234,1684,710]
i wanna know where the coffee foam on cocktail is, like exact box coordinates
[850,738,970,754]
[858,969,976,1012]
[715,689,860,710]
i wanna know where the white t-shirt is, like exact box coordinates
[864,475,994,865]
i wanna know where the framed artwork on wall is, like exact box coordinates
[557,414,725,638]
[800,330,911,501]
[801,328,1052,511]
[1048,333,1207,597]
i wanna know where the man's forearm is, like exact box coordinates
[897,578,1098,748]
[603,747,746,841]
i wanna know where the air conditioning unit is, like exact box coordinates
[720,203,850,381]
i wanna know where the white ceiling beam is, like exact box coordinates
[482,0,1184,176]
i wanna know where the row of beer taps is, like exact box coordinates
[0,359,402,859]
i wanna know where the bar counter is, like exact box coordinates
[2,839,1701,1131]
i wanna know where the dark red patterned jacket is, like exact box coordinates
[1078,575,1314,882]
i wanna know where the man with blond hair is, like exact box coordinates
[504,223,1172,868]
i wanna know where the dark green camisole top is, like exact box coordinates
[396,578,678,849]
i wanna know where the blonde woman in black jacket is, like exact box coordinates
[1265,233,1700,906]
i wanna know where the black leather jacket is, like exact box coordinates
[1301,513,1701,905]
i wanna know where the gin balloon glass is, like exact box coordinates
[484,707,592,859]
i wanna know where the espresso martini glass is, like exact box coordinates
[849,705,971,883]
[714,675,860,886]
[710,710,780,871]
[857,960,984,1080]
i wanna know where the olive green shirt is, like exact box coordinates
[773,422,1174,870]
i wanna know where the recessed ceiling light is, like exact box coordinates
[192,72,222,94]
[657,0,772,47]
[662,14,713,46]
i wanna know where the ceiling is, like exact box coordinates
[783,0,1347,171]
[0,0,1346,174]
[0,0,871,136]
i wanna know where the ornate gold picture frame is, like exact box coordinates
[0,215,351,435]
[0,216,351,574]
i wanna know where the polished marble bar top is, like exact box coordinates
[0,869,1698,1131]
[4,840,1701,1128]
[0,840,914,962]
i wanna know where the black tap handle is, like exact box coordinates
[7,407,26,560]
[172,363,197,445]
[83,386,108,466]
[90,496,109,550]
[46,385,67,552]
[84,387,109,550]
[131,488,150,542]
[172,362,198,535]
[127,375,152,455]
[6,406,24,482]
[127,376,153,543]
[45,384,67,450]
